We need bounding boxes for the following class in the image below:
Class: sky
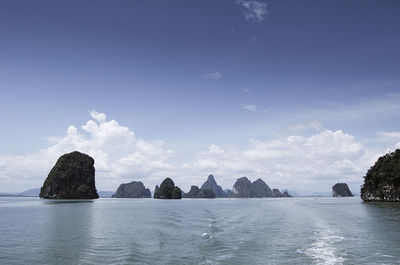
[0,0,399,195]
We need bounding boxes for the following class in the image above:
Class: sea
[0,197,399,265]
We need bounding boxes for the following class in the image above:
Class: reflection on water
[42,200,94,264]
[42,199,95,205]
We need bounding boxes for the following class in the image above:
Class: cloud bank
[0,111,397,195]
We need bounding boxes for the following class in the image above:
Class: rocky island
[361,149,400,202]
[200,175,227,197]
[112,181,151,198]
[183,186,215,198]
[154,178,182,199]
[332,183,353,197]
[39,151,99,199]
[231,177,290,198]
[232,177,273,198]
[272,188,281,198]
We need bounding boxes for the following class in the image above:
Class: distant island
[154,178,182,199]
[19,149,398,201]
[112,181,151,198]
[231,177,290,198]
[332,183,353,197]
[200,175,227,197]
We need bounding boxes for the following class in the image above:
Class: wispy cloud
[205,71,222,80]
[243,88,251,93]
[241,104,257,112]
[377,131,400,142]
[290,121,324,132]
[237,0,268,23]
[241,104,267,112]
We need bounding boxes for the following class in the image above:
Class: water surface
[1,197,399,264]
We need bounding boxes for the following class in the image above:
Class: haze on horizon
[0,0,399,195]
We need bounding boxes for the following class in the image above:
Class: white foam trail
[299,228,345,265]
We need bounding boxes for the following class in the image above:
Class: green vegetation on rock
[361,149,400,202]
[153,177,182,199]
[39,151,99,199]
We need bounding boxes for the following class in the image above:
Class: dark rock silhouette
[112,181,151,198]
[272,189,282,197]
[232,177,287,198]
[201,175,227,197]
[232,177,252,197]
[39,151,99,199]
[153,178,182,199]
[183,186,216,198]
[361,149,400,202]
[250,178,273,197]
[281,191,292,197]
[332,183,353,197]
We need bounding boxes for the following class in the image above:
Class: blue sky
[0,0,399,194]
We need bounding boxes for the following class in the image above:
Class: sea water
[0,197,399,265]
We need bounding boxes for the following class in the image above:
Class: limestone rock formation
[361,149,400,202]
[39,151,99,199]
[183,186,216,198]
[281,191,292,197]
[232,177,252,197]
[153,178,182,199]
[200,175,227,197]
[272,189,282,197]
[232,177,283,198]
[250,178,273,197]
[332,183,353,197]
[112,181,151,198]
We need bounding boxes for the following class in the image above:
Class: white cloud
[241,104,268,112]
[205,71,222,80]
[243,88,251,93]
[0,110,396,196]
[89,109,106,123]
[241,104,257,112]
[208,144,224,154]
[184,130,379,195]
[237,0,268,23]
[0,111,176,192]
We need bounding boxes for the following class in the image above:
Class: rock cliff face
[183,186,216,198]
[272,189,282,197]
[251,178,273,197]
[281,191,292,197]
[332,183,353,197]
[232,177,252,197]
[153,178,182,199]
[112,181,151,198]
[361,149,400,202]
[232,177,274,198]
[39,151,99,199]
[200,175,227,197]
